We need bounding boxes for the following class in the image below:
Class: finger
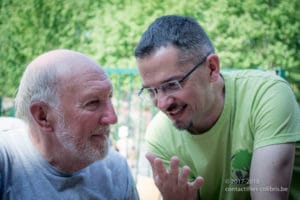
[179,165,191,185]
[169,156,180,180]
[189,176,205,190]
[153,157,168,186]
[145,152,158,177]
[154,157,168,178]
[145,152,156,164]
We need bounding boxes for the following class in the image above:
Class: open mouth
[167,104,187,119]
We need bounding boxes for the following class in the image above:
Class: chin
[174,123,185,130]
[82,141,109,164]
[94,142,109,160]
[173,120,192,131]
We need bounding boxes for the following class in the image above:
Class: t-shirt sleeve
[252,80,300,149]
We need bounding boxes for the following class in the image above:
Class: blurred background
[0,0,299,199]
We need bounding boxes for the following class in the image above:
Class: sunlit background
[0,0,299,199]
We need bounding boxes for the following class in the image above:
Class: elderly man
[0,49,139,199]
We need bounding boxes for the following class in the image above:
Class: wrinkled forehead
[27,49,108,82]
[58,66,111,90]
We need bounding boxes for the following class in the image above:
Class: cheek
[183,85,205,109]
[81,114,103,134]
[65,113,96,133]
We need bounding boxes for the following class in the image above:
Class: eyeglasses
[138,52,211,101]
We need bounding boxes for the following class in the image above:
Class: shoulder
[222,69,287,87]
[0,117,26,132]
[0,117,28,149]
[0,128,28,150]
[0,128,30,181]
[0,129,30,165]
[222,69,295,109]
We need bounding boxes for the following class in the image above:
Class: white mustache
[91,126,110,136]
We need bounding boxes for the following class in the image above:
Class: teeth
[168,105,184,115]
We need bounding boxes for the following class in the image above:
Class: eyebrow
[142,74,183,89]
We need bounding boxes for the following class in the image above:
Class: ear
[207,54,220,82]
[30,102,54,132]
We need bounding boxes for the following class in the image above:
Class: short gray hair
[15,63,59,124]
[135,15,215,64]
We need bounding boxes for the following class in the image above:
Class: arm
[145,152,204,200]
[250,143,295,200]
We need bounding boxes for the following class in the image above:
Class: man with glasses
[134,15,300,200]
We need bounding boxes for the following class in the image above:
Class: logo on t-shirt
[230,149,252,185]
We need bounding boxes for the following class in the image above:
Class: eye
[146,88,156,98]
[83,99,102,111]
[86,99,100,107]
[162,81,180,92]
[109,90,114,99]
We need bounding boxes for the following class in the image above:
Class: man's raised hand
[145,152,204,200]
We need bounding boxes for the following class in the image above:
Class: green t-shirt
[145,70,300,200]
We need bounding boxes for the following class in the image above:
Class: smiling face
[54,63,117,164]
[137,45,224,133]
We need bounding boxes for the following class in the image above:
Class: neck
[48,156,90,173]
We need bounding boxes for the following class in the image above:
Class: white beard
[56,117,109,164]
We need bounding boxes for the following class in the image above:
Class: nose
[100,100,118,125]
[154,92,173,111]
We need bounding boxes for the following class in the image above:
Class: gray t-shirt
[0,129,139,200]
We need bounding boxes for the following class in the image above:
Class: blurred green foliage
[0,0,299,102]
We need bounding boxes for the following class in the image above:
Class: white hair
[14,61,59,124]
[14,49,103,124]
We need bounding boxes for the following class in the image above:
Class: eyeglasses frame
[138,52,212,99]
